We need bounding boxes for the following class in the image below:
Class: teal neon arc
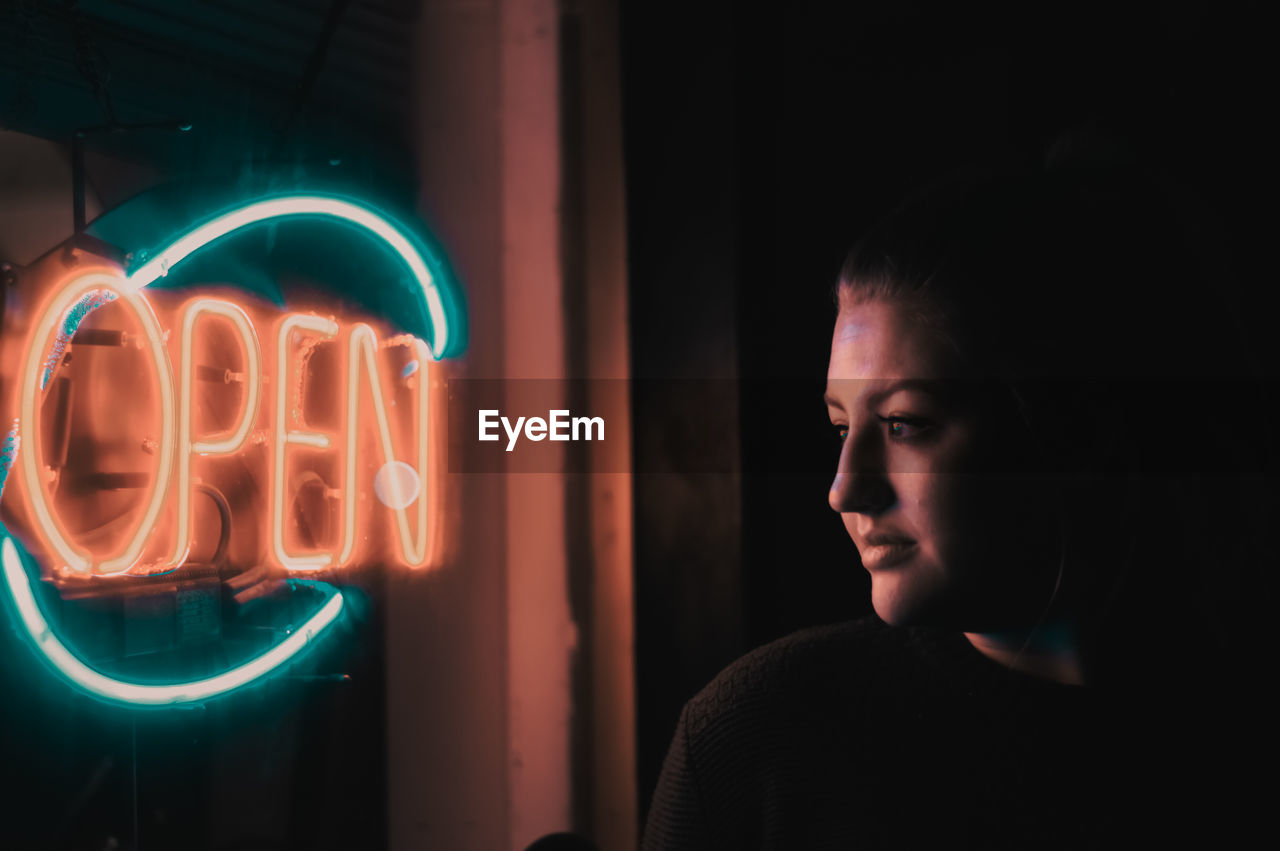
[126,194,456,359]
[2,537,344,707]
[2,193,457,706]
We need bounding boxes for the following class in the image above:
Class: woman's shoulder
[649,617,962,848]
[680,615,936,741]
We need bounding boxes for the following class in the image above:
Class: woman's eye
[879,416,931,442]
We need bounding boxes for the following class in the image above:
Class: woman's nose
[828,431,894,515]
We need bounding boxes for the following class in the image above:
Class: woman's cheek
[910,483,954,574]
[915,431,1001,574]
[916,470,996,581]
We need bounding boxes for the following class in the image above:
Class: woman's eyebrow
[825,379,944,411]
[864,379,942,406]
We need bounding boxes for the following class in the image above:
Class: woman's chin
[868,573,948,628]
[870,586,921,627]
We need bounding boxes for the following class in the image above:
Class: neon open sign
[1,195,458,706]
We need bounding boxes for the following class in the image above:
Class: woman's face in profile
[826,298,1060,632]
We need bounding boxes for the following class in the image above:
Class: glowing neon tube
[2,536,344,706]
[126,195,453,358]
[170,298,263,569]
[340,326,429,567]
[18,273,176,575]
[273,314,339,571]
[2,194,453,706]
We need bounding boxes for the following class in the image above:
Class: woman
[642,152,1269,848]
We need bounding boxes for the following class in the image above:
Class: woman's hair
[835,141,1270,689]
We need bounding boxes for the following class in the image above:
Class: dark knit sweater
[642,617,1242,850]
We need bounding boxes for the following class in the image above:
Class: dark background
[622,0,1275,825]
[0,577,387,849]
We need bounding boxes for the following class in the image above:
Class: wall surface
[397,1,633,849]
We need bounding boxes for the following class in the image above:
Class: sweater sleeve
[641,702,710,850]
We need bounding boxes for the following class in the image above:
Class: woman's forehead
[828,301,959,382]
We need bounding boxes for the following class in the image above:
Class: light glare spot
[374,461,420,510]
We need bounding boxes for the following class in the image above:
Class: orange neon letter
[339,326,430,567]
[18,273,175,574]
[272,313,339,570]
[168,298,262,568]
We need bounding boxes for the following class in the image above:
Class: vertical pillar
[500,0,573,847]
[392,2,510,849]
[396,2,632,848]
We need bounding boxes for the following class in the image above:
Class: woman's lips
[859,540,918,571]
